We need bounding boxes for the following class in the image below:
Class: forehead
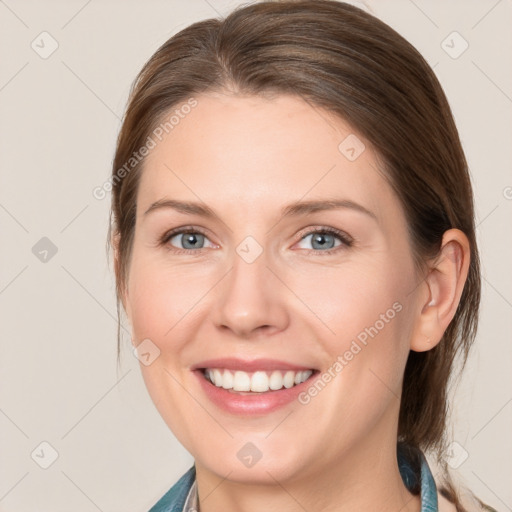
[137,92,401,224]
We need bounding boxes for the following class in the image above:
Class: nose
[212,247,290,339]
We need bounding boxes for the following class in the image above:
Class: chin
[192,435,313,485]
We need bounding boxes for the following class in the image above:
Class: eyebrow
[143,198,377,221]
[281,199,377,220]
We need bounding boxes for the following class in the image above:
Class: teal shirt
[149,444,438,511]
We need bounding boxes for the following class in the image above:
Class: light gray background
[0,1,510,511]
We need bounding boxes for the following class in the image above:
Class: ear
[410,229,470,352]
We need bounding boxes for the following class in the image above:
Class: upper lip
[191,358,316,372]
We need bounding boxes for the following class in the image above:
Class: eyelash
[159,225,353,256]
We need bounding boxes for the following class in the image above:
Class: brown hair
[108,1,483,509]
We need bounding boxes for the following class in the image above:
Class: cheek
[296,256,414,399]
[287,255,411,344]
[125,256,210,449]
[126,253,206,343]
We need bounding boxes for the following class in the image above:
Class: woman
[108,1,496,510]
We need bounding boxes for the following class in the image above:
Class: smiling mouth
[201,368,316,393]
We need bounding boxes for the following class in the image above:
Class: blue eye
[172,232,203,249]
[160,226,352,254]
[296,228,352,253]
[165,230,215,251]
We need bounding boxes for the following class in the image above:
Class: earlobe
[410,229,470,352]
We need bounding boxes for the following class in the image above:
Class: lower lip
[194,370,317,415]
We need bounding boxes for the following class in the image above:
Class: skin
[117,91,470,512]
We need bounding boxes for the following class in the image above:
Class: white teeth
[221,369,233,389]
[283,370,295,389]
[250,371,269,392]
[204,368,313,392]
[269,371,284,390]
[233,371,251,391]
[213,369,223,387]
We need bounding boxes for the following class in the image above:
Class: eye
[296,227,352,253]
[159,226,352,254]
[161,228,217,252]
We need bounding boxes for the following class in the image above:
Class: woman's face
[123,92,424,483]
